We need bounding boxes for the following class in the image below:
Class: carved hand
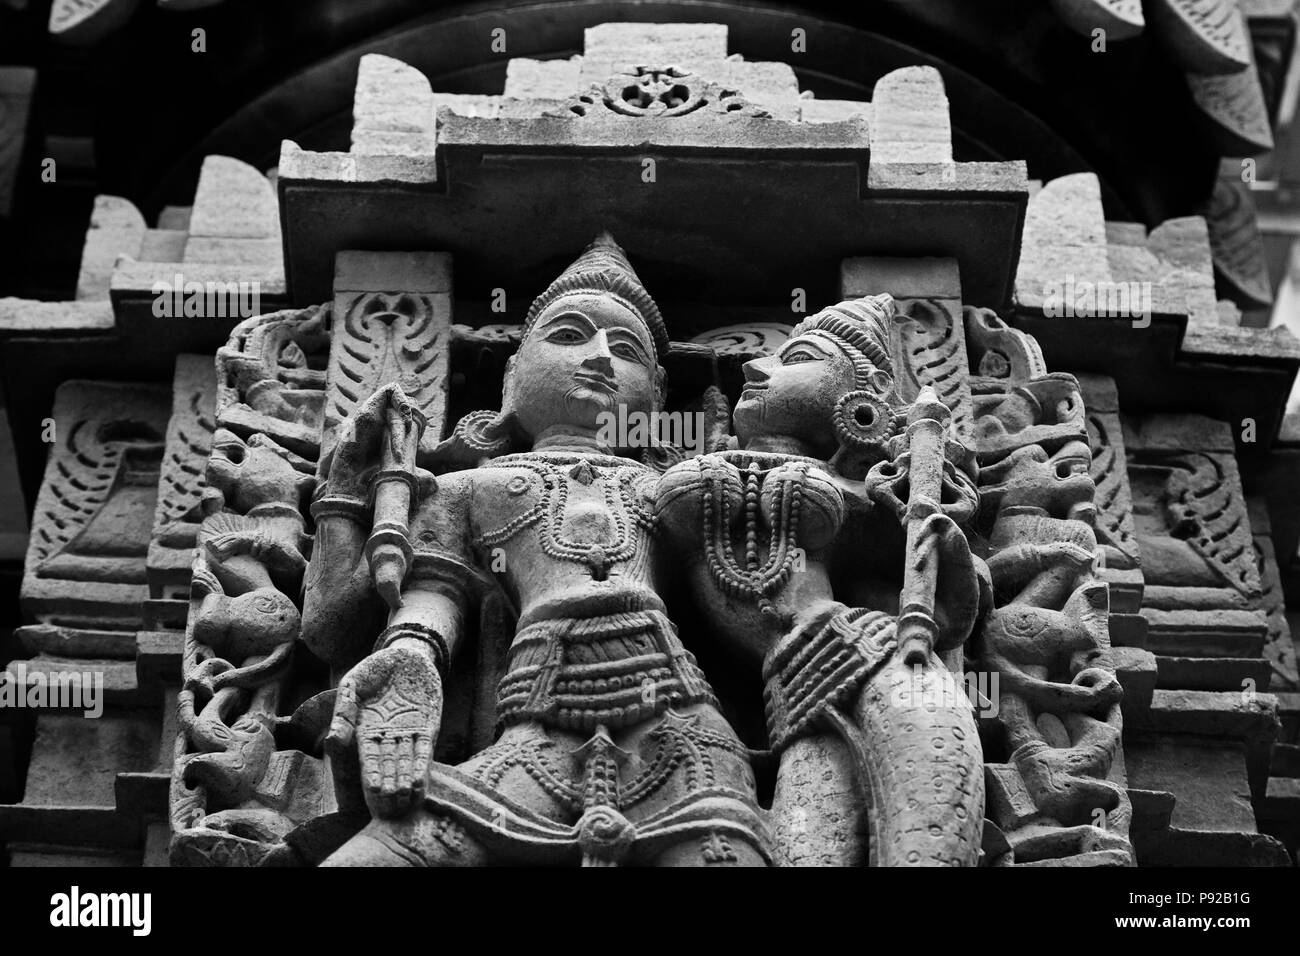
[327,643,442,820]
[920,511,989,651]
[325,382,415,501]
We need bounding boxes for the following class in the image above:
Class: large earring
[830,390,892,479]
[834,390,891,446]
[430,409,515,469]
[456,409,515,455]
[427,356,518,467]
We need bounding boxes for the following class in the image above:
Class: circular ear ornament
[833,390,892,449]
[454,409,514,456]
[430,409,515,467]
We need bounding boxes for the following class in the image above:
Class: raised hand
[324,382,416,502]
[326,643,442,819]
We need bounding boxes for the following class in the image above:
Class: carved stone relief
[1124,414,1267,674]
[966,306,1134,866]
[22,382,170,625]
[148,356,218,624]
[556,65,771,119]
[164,234,1125,867]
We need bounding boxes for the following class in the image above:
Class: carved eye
[547,327,587,344]
[1003,610,1044,637]
[611,341,643,362]
[781,349,819,365]
[216,442,246,464]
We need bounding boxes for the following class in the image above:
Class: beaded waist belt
[498,609,715,731]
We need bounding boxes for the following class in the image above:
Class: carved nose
[742,359,770,383]
[582,352,615,377]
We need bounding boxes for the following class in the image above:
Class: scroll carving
[23,382,170,622]
[149,356,218,609]
[688,322,792,357]
[1086,409,1141,572]
[323,292,450,460]
[1161,453,1260,599]
[891,299,974,441]
[1124,420,1268,673]
[1254,532,1298,689]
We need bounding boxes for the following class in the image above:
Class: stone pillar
[324,250,454,460]
[2,378,178,863]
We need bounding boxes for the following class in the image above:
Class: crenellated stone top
[284,21,975,183]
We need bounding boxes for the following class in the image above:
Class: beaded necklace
[474,454,656,578]
[699,455,811,608]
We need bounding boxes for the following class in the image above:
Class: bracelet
[311,494,369,523]
[373,622,451,674]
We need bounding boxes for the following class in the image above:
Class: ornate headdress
[523,231,670,360]
[786,294,902,464]
[789,294,896,390]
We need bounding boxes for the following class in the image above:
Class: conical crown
[790,294,896,386]
[523,232,669,359]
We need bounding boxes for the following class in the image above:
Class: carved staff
[366,388,427,610]
[895,385,953,667]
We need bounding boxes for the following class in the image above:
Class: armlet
[410,547,492,599]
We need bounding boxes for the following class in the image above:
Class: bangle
[373,622,450,674]
[311,494,369,523]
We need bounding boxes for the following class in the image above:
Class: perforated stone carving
[560,65,770,119]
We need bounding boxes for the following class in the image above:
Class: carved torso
[467,453,661,621]
[412,451,713,732]
[655,449,866,661]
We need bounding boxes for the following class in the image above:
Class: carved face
[734,332,892,452]
[208,431,308,511]
[507,291,660,440]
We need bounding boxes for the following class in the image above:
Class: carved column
[169,249,457,864]
[170,306,330,864]
[1119,411,1288,864]
[323,251,453,462]
[3,380,175,862]
[966,309,1134,866]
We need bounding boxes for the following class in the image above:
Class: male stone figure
[302,234,768,866]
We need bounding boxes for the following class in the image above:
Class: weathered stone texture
[6,13,1300,871]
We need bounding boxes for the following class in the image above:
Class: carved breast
[656,451,846,560]
[760,460,845,555]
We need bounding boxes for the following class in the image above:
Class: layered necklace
[700,455,811,607]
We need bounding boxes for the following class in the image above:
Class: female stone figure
[655,295,989,866]
[301,234,767,866]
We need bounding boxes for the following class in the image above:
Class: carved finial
[908,384,950,426]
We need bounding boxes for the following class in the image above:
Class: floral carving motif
[560,65,771,119]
